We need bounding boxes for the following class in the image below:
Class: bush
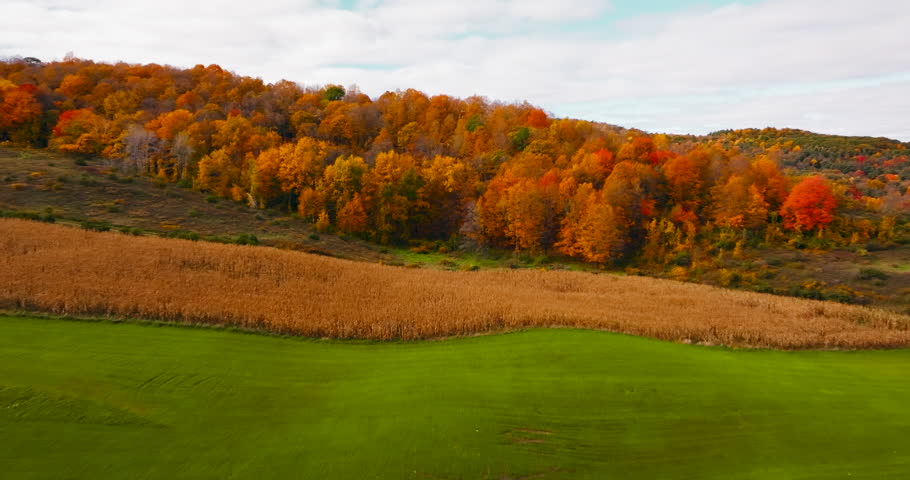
[165,230,200,241]
[205,195,219,203]
[233,233,259,245]
[409,243,433,254]
[308,233,320,241]
[787,238,808,249]
[80,219,112,232]
[713,238,736,250]
[857,268,889,281]
[78,175,99,187]
[865,241,888,252]
[117,226,143,236]
[672,251,691,267]
[717,269,741,287]
[788,284,825,301]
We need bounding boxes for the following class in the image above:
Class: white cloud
[1,0,908,140]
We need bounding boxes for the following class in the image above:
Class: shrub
[717,269,741,287]
[857,268,889,281]
[80,219,112,232]
[409,243,433,254]
[78,175,98,187]
[672,251,692,267]
[669,266,688,281]
[233,233,259,245]
[865,241,888,252]
[116,226,143,236]
[165,230,200,241]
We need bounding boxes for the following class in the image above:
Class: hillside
[2,57,908,267]
[4,146,910,313]
[0,147,389,262]
[2,315,909,479]
[703,128,910,180]
[3,218,909,349]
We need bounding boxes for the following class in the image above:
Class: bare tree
[123,124,158,173]
[170,132,194,178]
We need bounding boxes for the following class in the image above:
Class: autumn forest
[1,57,907,266]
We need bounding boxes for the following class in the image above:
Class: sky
[2,0,909,141]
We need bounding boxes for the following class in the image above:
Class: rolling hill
[1,315,908,479]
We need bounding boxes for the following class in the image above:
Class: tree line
[1,57,903,263]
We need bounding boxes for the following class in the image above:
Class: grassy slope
[1,315,908,479]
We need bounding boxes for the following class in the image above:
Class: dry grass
[2,218,909,349]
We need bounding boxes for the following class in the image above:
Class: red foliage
[52,109,87,136]
[524,108,550,129]
[648,150,677,166]
[780,176,837,231]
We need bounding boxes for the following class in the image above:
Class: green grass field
[1,315,909,479]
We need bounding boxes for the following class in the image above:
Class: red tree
[780,176,837,231]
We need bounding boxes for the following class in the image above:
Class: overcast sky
[2,0,909,140]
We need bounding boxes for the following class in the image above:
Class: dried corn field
[2,218,909,349]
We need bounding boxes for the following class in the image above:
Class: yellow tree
[712,175,770,230]
[573,192,630,264]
